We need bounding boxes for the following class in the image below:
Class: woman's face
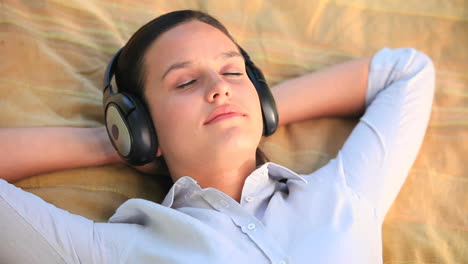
[143,20,263,177]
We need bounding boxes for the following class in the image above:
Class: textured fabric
[1,1,466,263]
[0,48,434,263]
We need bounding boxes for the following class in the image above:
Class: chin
[205,124,262,156]
[220,132,257,150]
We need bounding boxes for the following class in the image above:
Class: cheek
[151,96,200,144]
[244,82,263,124]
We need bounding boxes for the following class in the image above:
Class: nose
[205,74,232,103]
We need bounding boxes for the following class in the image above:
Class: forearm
[271,57,371,127]
[0,127,120,182]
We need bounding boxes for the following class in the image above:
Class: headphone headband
[103,48,123,101]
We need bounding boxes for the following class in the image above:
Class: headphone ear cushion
[104,93,158,165]
[245,61,279,136]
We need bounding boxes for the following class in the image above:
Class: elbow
[400,48,436,122]
[384,48,436,109]
[418,50,436,96]
[400,48,435,93]
[412,49,436,105]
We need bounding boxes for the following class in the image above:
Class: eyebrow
[161,50,243,81]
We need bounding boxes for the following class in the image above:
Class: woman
[0,10,434,264]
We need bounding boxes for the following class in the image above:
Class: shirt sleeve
[336,47,435,221]
[0,178,138,264]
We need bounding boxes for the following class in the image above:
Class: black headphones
[103,46,278,166]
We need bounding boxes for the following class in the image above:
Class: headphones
[103,46,278,166]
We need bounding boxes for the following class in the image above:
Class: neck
[170,157,257,202]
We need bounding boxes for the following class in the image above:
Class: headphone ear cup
[105,104,132,157]
[245,60,279,136]
[104,93,158,165]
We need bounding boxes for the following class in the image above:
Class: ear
[156,147,163,157]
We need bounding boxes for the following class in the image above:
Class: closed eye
[175,73,242,89]
[223,72,243,76]
[176,79,196,89]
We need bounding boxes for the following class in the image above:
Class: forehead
[144,20,239,75]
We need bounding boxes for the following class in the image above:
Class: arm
[293,48,435,221]
[0,128,136,263]
[0,177,137,263]
[0,126,120,182]
[271,57,371,126]
[339,48,435,220]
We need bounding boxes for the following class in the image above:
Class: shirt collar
[262,162,308,183]
[161,176,199,208]
[161,162,307,208]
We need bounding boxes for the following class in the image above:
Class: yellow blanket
[1,0,466,262]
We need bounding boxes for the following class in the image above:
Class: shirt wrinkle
[0,47,434,264]
[165,162,307,210]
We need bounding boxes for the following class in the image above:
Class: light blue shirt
[0,47,435,264]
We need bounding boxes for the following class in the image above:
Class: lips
[204,104,246,125]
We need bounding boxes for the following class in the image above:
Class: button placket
[200,177,290,264]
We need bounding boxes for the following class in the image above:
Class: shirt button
[245,196,255,202]
[247,223,256,230]
[278,261,287,264]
